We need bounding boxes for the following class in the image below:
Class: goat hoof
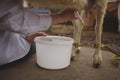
[75,47,81,54]
[71,56,75,61]
[112,59,119,67]
[93,63,101,68]
[75,49,80,54]
[71,55,77,61]
[112,60,119,67]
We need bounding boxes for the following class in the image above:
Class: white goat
[25,0,108,68]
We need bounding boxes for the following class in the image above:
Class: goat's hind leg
[93,0,107,68]
[112,55,120,67]
[71,11,84,60]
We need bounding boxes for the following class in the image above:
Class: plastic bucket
[34,36,74,70]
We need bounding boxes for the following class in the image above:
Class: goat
[24,0,108,68]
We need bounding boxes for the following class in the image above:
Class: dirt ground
[48,24,120,52]
[0,25,120,80]
[81,30,120,52]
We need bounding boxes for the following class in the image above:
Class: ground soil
[0,25,120,80]
[48,24,120,53]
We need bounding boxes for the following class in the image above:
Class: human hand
[25,32,47,43]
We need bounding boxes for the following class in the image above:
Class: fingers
[25,32,48,43]
[35,32,48,36]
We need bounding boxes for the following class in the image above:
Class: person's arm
[51,9,77,25]
[25,9,77,43]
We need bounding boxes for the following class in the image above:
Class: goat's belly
[26,0,88,10]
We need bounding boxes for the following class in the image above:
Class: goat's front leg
[93,0,107,68]
[71,11,84,60]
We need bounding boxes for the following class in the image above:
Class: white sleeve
[0,8,52,37]
[23,10,52,34]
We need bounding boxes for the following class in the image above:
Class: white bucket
[34,36,74,70]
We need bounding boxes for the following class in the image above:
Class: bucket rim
[34,35,74,45]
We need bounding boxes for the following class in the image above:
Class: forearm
[51,9,77,25]
[51,13,70,25]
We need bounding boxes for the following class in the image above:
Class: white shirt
[0,0,52,65]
